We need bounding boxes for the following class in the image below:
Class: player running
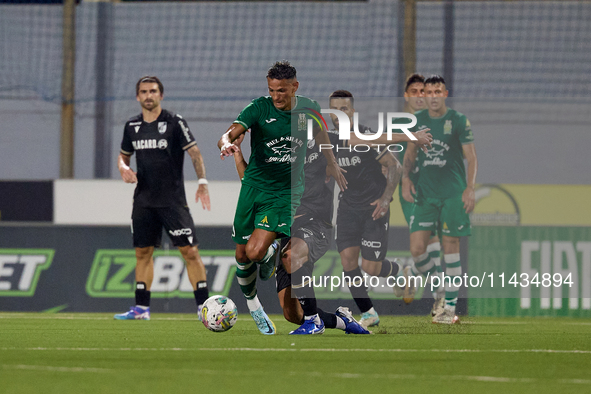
[402,75,477,324]
[115,76,211,320]
[330,90,404,329]
[232,132,369,335]
[217,61,346,335]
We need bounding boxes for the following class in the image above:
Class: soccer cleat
[335,307,371,334]
[432,307,460,325]
[392,259,405,297]
[289,316,325,335]
[402,265,417,304]
[359,309,380,329]
[250,306,276,335]
[114,306,150,320]
[431,286,446,317]
[258,241,279,281]
[197,304,204,322]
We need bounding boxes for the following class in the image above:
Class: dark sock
[194,281,209,306]
[135,282,150,307]
[344,267,373,313]
[317,308,337,329]
[291,263,318,317]
[378,259,400,278]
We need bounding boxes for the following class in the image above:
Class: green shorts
[409,195,471,237]
[232,184,299,244]
[399,188,438,238]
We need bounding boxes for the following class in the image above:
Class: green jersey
[394,116,419,185]
[412,108,474,199]
[233,95,320,197]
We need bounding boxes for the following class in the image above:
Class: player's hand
[412,129,433,153]
[326,162,347,191]
[401,177,415,203]
[462,186,475,214]
[196,184,211,210]
[120,167,137,184]
[233,132,246,148]
[370,197,390,221]
[220,142,239,159]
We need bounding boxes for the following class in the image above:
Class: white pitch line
[1,364,111,373]
[1,347,590,355]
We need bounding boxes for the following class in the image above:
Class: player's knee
[410,243,427,258]
[245,243,266,262]
[235,248,249,265]
[135,247,153,264]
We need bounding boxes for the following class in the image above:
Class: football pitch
[1,313,590,394]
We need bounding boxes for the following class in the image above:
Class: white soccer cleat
[402,265,417,304]
[431,286,446,317]
[359,308,380,329]
[432,307,460,325]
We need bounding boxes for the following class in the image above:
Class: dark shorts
[336,199,389,261]
[276,238,292,293]
[131,204,197,248]
[291,214,332,266]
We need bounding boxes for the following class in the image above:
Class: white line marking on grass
[1,364,111,373]
[2,347,590,355]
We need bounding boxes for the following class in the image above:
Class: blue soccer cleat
[289,316,325,335]
[114,306,150,320]
[336,307,371,334]
[250,306,276,335]
[258,241,279,281]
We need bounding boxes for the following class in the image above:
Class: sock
[343,267,373,313]
[412,251,438,278]
[317,308,338,329]
[193,281,209,307]
[427,242,443,297]
[377,259,401,278]
[236,259,257,299]
[291,263,317,317]
[246,295,262,312]
[444,253,461,309]
[135,282,150,307]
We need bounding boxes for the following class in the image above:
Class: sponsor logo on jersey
[129,121,142,126]
[168,228,192,237]
[158,122,167,134]
[338,156,361,167]
[361,240,382,248]
[265,118,277,124]
[86,250,236,298]
[0,249,54,296]
[265,136,304,164]
[178,120,192,143]
[158,139,168,149]
[305,152,319,164]
[423,141,450,168]
[444,120,452,134]
[132,139,160,150]
[271,144,297,156]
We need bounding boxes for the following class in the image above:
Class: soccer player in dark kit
[115,76,211,320]
[330,90,405,329]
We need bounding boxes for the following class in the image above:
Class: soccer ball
[200,295,238,332]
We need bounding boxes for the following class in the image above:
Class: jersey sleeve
[458,116,475,144]
[176,116,197,150]
[120,125,134,156]
[234,99,262,130]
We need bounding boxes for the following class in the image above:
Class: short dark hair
[424,74,446,86]
[405,73,425,92]
[136,76,164,96]
[267,60,297,80]
[329,89,354,106]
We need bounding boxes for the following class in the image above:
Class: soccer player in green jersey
[401,75,477,324]
[217,61,345,335]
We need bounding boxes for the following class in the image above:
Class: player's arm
[348,129,433,152]
[371,151,402,220]
[401,143,418,203]
[232,132,248,180]
[118,153,137,183]
[218,123,247,159]
[313,124,347,191]
[186,144,211,211]
[462,143,478,214]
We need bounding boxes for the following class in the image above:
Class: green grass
[1,313,590,394]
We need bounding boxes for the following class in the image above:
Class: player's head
[136,76,164,111]
[424,74,448,113]
[404,73,425,113]
[329,90,354,130]
[266,60,299,111]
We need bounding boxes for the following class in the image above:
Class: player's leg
[161,205,210,313]
[427,234,445,316]
[245,228,279,280]
[115,205,160,320]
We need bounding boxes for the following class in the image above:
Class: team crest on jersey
[307,139,315,149]
[298,113,307,131]
[158,122,167,134]
[444,120,452,135]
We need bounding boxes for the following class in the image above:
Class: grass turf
[1,313,590,394]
